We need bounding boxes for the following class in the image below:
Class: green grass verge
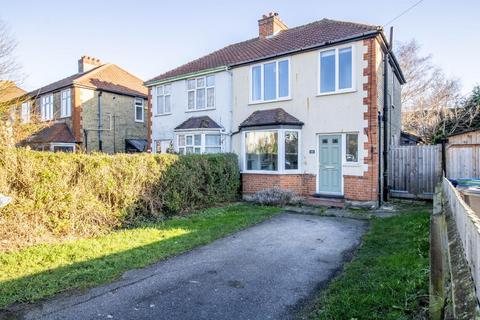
[0,204,281,309]
[306,204,430,320]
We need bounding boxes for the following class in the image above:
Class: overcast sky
[2,0,479,94]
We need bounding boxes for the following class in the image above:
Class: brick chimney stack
[258,12,288,38]
[78,56,102,73]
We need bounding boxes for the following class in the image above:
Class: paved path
[21,213,367,320]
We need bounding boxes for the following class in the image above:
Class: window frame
[155,84,172,116]
[318,45,356,95]
[241,128,301,174]
[50,143,76,152]
[176,131,222,155]
[40,94,54,121]
[134,97,144,122]
[60,88,72,118]
[186,75,215,112]
[249,57,291,104]
[20,101,30,123]
[345,133,359,164]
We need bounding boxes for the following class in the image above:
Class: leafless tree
[396,40,479,144]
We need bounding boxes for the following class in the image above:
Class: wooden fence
[442,177,480,303]
[446,131,480,179]
[389,145,443,199]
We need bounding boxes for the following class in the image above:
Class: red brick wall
[242,173,316,196]
[343,37,379,202]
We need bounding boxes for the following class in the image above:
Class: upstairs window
[251,59,290,102]
[134,98,144,122]
[60,89,71,117]
[319,46,353,94]
[20,102,30,123]
[41,94,53,121]
[156,84,171,115]
[187,75,215,111]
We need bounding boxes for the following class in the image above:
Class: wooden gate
[389,145,442,199]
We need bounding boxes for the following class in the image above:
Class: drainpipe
[382,27,393,203]
[378,112,383,206]
[98,91,103,152]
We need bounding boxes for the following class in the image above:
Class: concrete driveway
[21,213,367,320]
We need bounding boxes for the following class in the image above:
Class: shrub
[249,187,302,206]
[0,148,240,251]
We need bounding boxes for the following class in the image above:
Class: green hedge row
[0,148,240,251]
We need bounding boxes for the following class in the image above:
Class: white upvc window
[318,45,355,94]
[50,143,75,152]
[60,89,71,117]
[345,133,359,162]
[41,94,54,121]
[154,139,173,154]
[134,98,144,122]
[20,102,30,123]
[250,58,290,103]
[156,84,171,115]
[187,75,215,111]
[242,128,301,173]
[177,132,222,154]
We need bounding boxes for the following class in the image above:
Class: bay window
[251,58,290,103]
[244,129,300,172]
[41,94,53,121]
[60,89,71,117]
[319,46,354,94]
[156,84,171,115]
[187,75,215,111]
[177,132,222,155]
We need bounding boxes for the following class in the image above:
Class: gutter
[144,66,228,87]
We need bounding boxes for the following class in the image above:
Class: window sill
[343,162,361,167]
[154,113,172,117]
[58,115,71,119]
[185,108,216,113]
[316,89,356,97]
[135,120,145,123]
[248,97,292,105]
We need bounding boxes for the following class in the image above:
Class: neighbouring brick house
[145,13,405,206]
[18,56,148,153]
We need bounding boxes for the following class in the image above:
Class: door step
[304,196,345,208]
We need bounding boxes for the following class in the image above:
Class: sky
[1,0,479,94]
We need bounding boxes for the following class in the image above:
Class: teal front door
[318,135,342,194]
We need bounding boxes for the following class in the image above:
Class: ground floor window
[50,143,75,152]
[345,133,358,162]
[243,129,300,173]
[154,139,173,154]
[176,132,222,155]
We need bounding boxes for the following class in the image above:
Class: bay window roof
[239,108,303,129]
[175,116,222,130]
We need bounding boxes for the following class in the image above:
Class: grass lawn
[305,203,430,320]
[0,204,281,309]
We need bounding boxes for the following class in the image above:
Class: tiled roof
[0,81,26,103]
[147,18,379,83]
[29,64,147,98]
[239,108,304,128]
[24,123,77,144]
[175,116,222,130]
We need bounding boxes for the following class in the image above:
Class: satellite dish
[0,195,12,208]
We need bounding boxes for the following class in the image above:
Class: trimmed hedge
[0,148,240,251]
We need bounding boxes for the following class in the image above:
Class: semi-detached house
[145,13,405,206]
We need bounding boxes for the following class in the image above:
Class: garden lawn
[0,204,281,309]
[305,203,430,320]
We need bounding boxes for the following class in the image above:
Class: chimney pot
[78,55,102,73]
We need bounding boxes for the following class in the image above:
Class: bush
[249,187,302,206]
[0,148,240,251]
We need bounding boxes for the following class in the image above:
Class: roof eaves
[145,66,228,87]
[229,30,380,69]
[239,121,305,129]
